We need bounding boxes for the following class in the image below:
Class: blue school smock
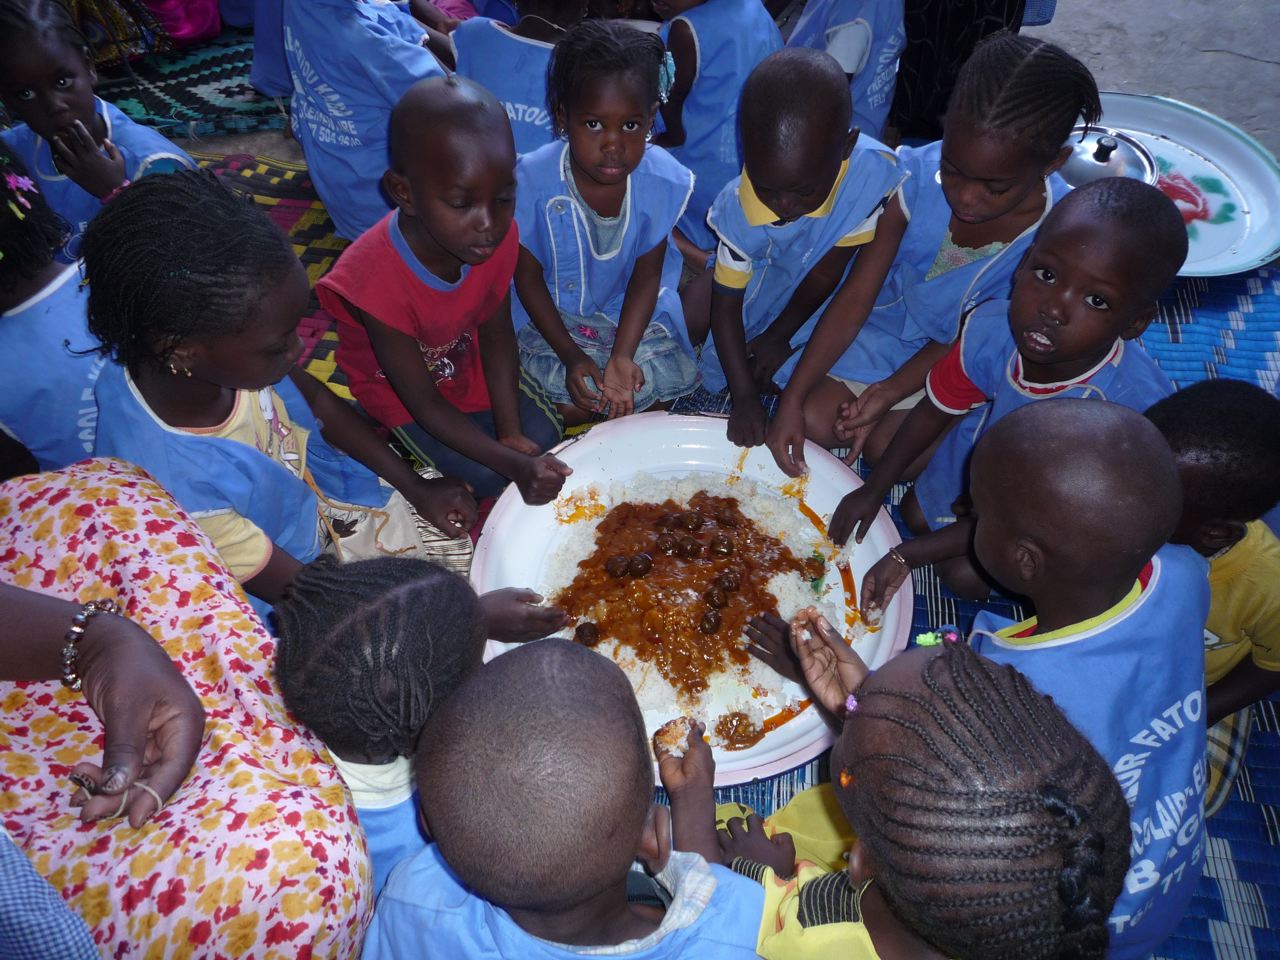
[250,0,291,97]
[699,137,903,392]
[512,140,696,354]
[913,299,1174,531]
[660,0,781,251]
[282,0,443,240]
[0,98,193,263]
[92,362,389,617]
[0,264,105,470]
[972,543,1210,960]
[786,0,905,139]
[453,18,554,156]
[780,139,1071,388]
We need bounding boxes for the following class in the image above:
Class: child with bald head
[318,75,571,508]
[363,638,765,958]
[965,398,1210,960]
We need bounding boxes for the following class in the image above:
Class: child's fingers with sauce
[655,718,713,796]
[790,606,869,715]
[859,550,910,622]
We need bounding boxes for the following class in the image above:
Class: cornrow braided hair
[546,18,664,137]
[0,143,67,294]
[947,31,1102,161]
[273,557,486,762]
[0,0,86,59]
[841,643,1130,960]
[80,169,298,371]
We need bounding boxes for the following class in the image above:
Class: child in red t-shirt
[319,76,570,503]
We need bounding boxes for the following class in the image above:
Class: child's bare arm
[710,287,767,447]
[243,544,305,605]
[1207,659,1280,726]
[859,519,973,616]
[603,240,666,417]
[289,368,478,534]
[477,292,536,454]
[766,196,907,477]
[652,20,695,148]
[514,245,604,414]
[828,398,959,545]
[655,719,721,863]
[751,244,860,391]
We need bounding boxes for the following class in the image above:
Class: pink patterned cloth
[141,0,220,46]
[0,459,372,958]
[431,0,478,20]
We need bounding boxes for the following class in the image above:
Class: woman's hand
[407,475,477,538]
[602,356,644,419]
[790,606,869,716]
[72,615,206,827]
[513,453,572,505]
[480,588,569,642]
[717,813,796,878]
[51,121,126,199]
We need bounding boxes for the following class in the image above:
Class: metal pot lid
[1061,125,1157,186]
[1074,92,1280,277]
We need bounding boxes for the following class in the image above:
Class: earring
[168,362,180,376]
[646,129,654,143]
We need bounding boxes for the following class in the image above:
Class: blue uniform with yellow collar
[971,543,1209,960]
[700,139,903,393]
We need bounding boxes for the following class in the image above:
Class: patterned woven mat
[96,30,286,140]
[195,151,1280,959]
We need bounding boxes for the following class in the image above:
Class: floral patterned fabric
[0,458,372,958]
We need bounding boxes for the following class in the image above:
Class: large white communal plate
[1097,92,1280,276]
[472,412,912,786]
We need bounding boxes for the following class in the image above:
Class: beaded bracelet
[61,599,119,691]
[100,178,130,205]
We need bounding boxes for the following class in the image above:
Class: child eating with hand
[841,176,1180,601]
[658,635,1133,960]
[319,76,570,504]
[701,48,903,446]
[365,638,765,958]
[1146,379,1280,817]
[965,399,1209,959]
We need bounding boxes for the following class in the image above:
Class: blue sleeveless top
[660,0,781,250]
[513,141,696,353]
[453,18,555,156]
[786,0,905,139]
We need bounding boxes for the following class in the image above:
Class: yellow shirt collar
[739,158,852,227]
[994,576,1146,647]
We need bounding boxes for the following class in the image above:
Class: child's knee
[901,486,929,536]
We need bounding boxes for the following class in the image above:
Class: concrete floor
[187,0,1280,161]
[1026,0,1280,158]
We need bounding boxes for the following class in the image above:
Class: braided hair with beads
[837,642,1130,960]
[0,144,67,295]
[546,18,666,138]
[947,30,1102,161]
[80,169,298,371]
[273,557,486,762]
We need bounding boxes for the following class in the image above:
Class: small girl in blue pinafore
[513,19,699,425]
[768,32,1102,476]
[0,0,194,263]
[452,0,586,156]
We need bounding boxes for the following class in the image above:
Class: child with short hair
[964,399,1209,960]
[365,638,766,958]
[650,0,782,257]
[281,0,445,240]
[784,0,905,140]
[85,171,478,617]
[0,0,194,261]
[273,556,486,895]
[318,76,570,503]
[513,21,700,424]
[1146,379,1280,817]
[0,145,104,473]
[660,639,1133,959]
[452,0,586,155]
[840,176,1181,600]
[768,33,1096,476]
[701,49,903,446]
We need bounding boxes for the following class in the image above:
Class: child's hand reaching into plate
[790,606,869,716]
[717,813,796,879]
[480,588,569,642]
[744,613,802,683]
[655,718,720,862]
